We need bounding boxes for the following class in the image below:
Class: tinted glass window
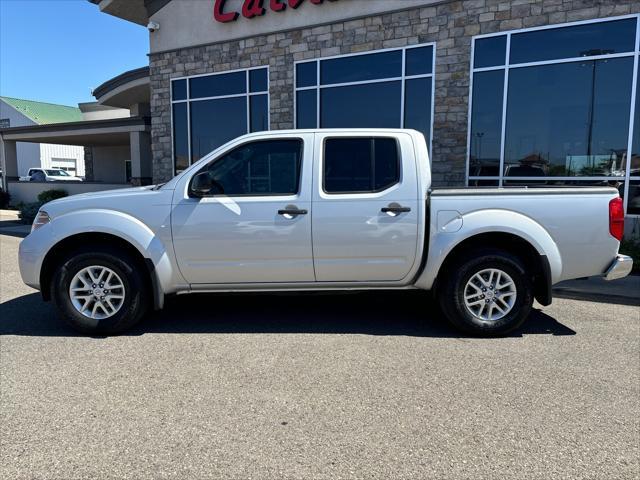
[296,62,317,88]
[199,140,302,196]
[172,79,187,101]
[404,77,432,150]
[250,94,268,133]
[628,181,640,215]
[474,36,507,68]
[502,178,625,187]
[249,68,268,93]
[469,70,504,176]
[321,81,402,128]
[296,90,317,129]
[469,179,500,187]
[173,103,189,172]
[190,97,247,162]
[504,58,633,177]
[631,63,640,178]
[405,46,433,76]
[321,51,402,85]
[510,19,637,65]
[189,71,246,99]
[324,138,400,193]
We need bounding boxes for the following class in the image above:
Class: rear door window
[323,137,400,194]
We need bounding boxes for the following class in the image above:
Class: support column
[0,137,18,192]
[83,147,95,181]
[129,131,152,186]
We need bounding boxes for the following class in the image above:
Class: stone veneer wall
[83,147,94,182]
[149,0,639,185]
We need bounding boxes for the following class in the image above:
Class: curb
[552,288,640,307]
[552,275,640,307]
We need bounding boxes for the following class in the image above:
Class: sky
[0,0,149,107]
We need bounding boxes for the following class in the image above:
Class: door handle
[381,205,411,214]
[278,207,308,216]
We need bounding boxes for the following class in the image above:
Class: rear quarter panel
[416,188,620,289]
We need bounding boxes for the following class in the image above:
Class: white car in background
[19,168,82,182]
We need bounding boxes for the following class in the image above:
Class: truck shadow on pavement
[0,291,576,338]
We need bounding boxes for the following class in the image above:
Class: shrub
[0,189,10,209]
[37,189,67,204]
[18,202,42,224]
[16,190,68,224]
[620,239,640,274]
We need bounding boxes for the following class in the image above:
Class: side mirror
[190,171,213,197]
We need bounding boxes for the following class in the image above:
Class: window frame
[466,14,640,217]
[170,66,270,176]
[321,136,402,195]
[294,43,436,156]
[188,137,304,198]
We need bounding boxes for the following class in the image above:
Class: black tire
[438,248,533,336]
[51,246,149,335]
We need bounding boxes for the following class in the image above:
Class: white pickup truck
[19,129,632,336]
[19,168,82,182]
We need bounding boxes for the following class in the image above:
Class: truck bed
[427,186,620,283]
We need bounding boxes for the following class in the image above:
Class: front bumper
[18,226,50,291]
[603,254,634,281]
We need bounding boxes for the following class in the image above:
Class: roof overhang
[0,116,150,146]
[89,0,171,25]
[93,67,150,109]
[78,102,128,115]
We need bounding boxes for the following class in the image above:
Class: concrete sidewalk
[0,209,19,221]
[554,275,639,306]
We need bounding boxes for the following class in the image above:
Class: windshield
[46,170,70,176]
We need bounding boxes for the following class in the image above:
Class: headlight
[31,210,51,232]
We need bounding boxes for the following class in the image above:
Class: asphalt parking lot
[1,232,639,479]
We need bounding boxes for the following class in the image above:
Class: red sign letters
[214,0,338,23]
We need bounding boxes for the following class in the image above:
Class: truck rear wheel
[50,247,149,335]
[438,248,533,336]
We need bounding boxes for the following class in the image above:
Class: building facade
[0,68,152,203]
[0,97,85,177]
[92,0,640,218]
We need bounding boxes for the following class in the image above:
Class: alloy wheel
[463,268,517,322]
[69,266,126,320]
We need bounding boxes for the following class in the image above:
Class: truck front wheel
[50,247,149,335]
[438,248,533,336]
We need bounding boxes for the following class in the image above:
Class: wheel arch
[435,232,553,305]
[39,232,166,310]
[35,209,181,309]
[415,210,562,306]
